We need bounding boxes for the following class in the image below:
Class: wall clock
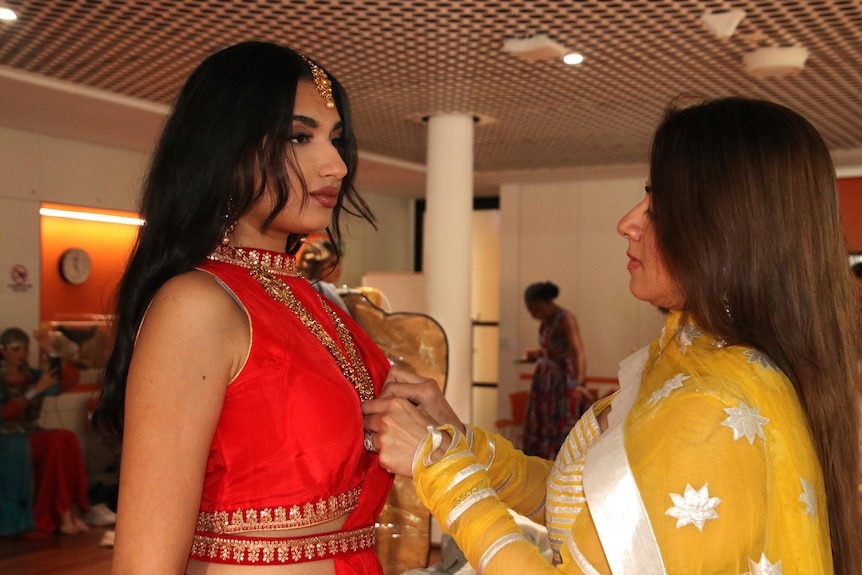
[59,248,92,285]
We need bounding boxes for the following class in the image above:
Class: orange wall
[40,203,139,324]
[839,177,862,252]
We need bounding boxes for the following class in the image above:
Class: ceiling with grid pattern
[0,0,860,191]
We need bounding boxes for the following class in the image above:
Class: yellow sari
[413,311,831,574]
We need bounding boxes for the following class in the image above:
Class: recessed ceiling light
[0,7,17,21]
[563,53,584,65]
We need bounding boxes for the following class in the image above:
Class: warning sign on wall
[3,262,33,293]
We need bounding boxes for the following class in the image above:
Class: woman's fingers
[367,366,466,475]
[384,364,435,385]
[363,396,438,477]
[379,367,465,432]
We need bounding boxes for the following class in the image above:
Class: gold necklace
[208,245,300,277]
[210,246,374,402]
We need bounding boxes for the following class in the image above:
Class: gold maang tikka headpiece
[298,53,335,109]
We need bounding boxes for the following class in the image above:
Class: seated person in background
[298,236,352,315]
[0,327,89,536]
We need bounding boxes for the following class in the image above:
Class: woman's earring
[221,219,237,246]
[720,266,732,320]
[221,197,237,246]
[722,296,732,320]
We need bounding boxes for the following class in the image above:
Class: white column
[424,113,474,422]
[497,183,523,419]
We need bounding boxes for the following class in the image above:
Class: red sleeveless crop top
[194,253,393,540]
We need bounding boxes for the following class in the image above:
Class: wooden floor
[0,527,113,575]
[0,529,440,574]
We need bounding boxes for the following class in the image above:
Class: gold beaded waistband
[190,525,376,565]
[197,486,362,534]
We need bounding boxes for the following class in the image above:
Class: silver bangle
[423,425,445,466]
[24,388,39,400]
[411,425,438,474]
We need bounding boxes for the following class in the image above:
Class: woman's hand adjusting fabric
[378,366,465,432]
[362,366,464,476]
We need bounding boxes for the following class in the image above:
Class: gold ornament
[298,53,335,109]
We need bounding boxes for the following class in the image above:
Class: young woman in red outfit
[97,42,395,574]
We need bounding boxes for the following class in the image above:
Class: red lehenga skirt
[29,428,89,533]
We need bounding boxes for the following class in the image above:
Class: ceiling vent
[743,46,809,78]
[503,34,569,61]
[700,10,746,38]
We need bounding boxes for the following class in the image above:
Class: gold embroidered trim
[249,266,374,402]
[197,486,362,535]
[207,245,374,403]
[190,525,375,564]
[208,245,300,277]
[451,482,491,511]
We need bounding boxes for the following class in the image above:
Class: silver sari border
[581,346,667,574]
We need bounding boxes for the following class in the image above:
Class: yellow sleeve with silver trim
[466,424,553,523]
[414,425,579,575]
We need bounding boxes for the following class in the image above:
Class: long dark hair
[97,41,374,441]
[650,97,861,574]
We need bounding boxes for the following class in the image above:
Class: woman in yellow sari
[363,97,862,574]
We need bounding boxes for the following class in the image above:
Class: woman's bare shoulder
[151,269,242,316]
[135,270,249,369]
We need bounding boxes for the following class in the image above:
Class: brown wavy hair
[650,97,862,574]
